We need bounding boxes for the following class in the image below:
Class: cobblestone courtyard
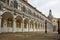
[0,32,60,40]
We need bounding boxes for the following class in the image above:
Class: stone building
[0,0,53,33]
[48,10,58,32]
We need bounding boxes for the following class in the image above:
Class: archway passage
[16,16,23,28]
[24,18,29,28]
[1,12,13,32]
[30,20,34,29]
[35,22,37,29]
[1,12,13,27]
[38,23,40,31]
[38,23,40,29]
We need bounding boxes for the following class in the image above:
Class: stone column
[34,22,35,32]
[21,21,24,32]
[21,23,22,32]
[13,18,16,33]
[27,24,29,32]
[0,16,2,33]
[33,23,34,32]
[3,20,7,32]
[36,23,38,32]
[28,22,30,32]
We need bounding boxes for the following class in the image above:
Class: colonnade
[0,11,45,33]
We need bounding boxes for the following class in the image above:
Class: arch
[16,16,23,28]
[1,12,14,32]
[2,10,14,16]
[35,22,37,29]
[24,18,29,28]
[30,20,34,28]
[38,23,40,29]
[1,12,13,27]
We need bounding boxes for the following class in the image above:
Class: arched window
[22,6,26,12]
[10,1,14,7]
[28,9,32,15]
[14,0,18,9]
[7,0,9,5]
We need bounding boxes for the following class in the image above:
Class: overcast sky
[28,0,60,18]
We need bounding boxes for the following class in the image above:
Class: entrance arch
[30,20,34,31]
[24,18,29,32]
[1,12,13,32]
[38,23,40,31]
[30,20,34,28]
[35,22,37,29]
[38,23,40,29]
[34,22,37,31]
[16,16,23,32]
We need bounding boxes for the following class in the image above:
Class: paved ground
[0,32,60,40]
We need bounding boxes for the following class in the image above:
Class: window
[28,9,32,15]
[16,21,21,28]
[22,6,26,12]
[14,0,18,9]
[7,18,13,27]
[7,0,9,5]
[10,1,14,7]
[33,12,36,17]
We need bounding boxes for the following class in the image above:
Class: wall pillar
[21,21,24,32]
[13,18,16,32]
[3,20,7,32]
[28,22,30,32]
[34,22,35,32]
[37,23,38,31]
[33,23,35,32]
[27,24,29,32]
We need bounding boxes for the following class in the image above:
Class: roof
[23,1,51,21]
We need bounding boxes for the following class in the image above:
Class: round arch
[35,22,37,29]
[1,12,13,32]
[30,20,34,29]
[24,18,29,28]
[16,16,23,28]
[38,23,40,29]
[1,12,13,27]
